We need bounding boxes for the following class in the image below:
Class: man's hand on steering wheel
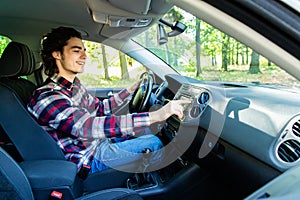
[127,79,142,94]
[129,72,154,113]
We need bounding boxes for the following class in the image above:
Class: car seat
[0,41,64,162]
[0,41,37,106]
[0,41,135,195]
[0,146,142,200]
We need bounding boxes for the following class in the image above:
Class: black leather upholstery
[19,160,78,189]
[0,147,34,200]
[0,41,37,105]
[0,85,66,161]
[0,41,61,162]
[0,41,35,77]
[0,147,143,200]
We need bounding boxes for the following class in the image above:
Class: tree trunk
[196,19,201,76]
[246,47,249,64]
[214,54,217,66]
[241,45,245,65]
[101,44,110,80]
[231,43,234,65]
[119,52,129,80]
[249,50,261,74]
[235,42,239,65]
[221,34,229,71]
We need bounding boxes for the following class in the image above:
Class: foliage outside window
[78,41,145,89]
[133,7,299,88]
[0,36,11,57]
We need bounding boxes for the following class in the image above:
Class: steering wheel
[129,72,154,113]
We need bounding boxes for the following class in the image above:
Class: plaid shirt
[27,75,150,170]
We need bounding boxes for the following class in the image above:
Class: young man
[27,26,189,174]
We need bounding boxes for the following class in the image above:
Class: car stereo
[173,84,210,121]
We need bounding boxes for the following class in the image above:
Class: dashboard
[159,74,300,173]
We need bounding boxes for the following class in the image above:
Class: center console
[129,159,207,200]
[164,84,211,141]
[126,84,212,199]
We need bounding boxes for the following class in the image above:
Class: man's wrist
[149,111,158,124]
[149,110,167,124]
[127,88,133,94]
[126,87,134,94]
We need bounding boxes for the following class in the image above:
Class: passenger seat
[0,41,38,161]
[0,41,37,106]
[0,146,143,200]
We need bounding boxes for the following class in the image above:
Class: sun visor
[100,24,148,40]
[108,0,151,15]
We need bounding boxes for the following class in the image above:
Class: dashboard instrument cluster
[173,84,211,122]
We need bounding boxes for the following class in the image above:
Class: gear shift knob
[126,148,156,189]
[142,148,152,172]
[142,148,152,155]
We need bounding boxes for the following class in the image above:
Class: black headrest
[0,41,36,77]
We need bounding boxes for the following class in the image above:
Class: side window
[133,7,299,88]
[78,41,146,89]
[0,35,11,57]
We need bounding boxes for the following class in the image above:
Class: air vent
[292,120,300,137]
[277,139,300,163]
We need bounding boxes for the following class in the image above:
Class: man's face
[54,37,87,79]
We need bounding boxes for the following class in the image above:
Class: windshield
[132,7,300,89]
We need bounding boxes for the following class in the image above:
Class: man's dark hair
[41,26,82,77]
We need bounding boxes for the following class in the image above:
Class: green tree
[235,42,240,65]
[221,33,230,71]
[163,7,184,67]
[195,18,201,76]
[249,51,261,74]
[246,46,249,64]
[101,44,110,80]
[85,41,101,63]
[119,51,129,80]
[201,22,221,67]
[0,36,11,56]
[241,44,246,65]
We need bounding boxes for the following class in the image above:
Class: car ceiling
[0,0,172,58]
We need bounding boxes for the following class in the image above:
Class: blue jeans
[90,133,164,174]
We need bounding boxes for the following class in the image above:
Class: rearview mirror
[157,19,186,45]
[157,24,168,45]
[166,21,187,37]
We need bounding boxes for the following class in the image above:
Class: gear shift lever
[126,148,156,189]
[141,148,152,183]
[142,148,151,171]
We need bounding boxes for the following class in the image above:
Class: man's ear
[52,51,61,60]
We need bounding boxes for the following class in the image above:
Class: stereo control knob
[190,105,201,118]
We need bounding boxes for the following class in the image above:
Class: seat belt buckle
[77,164,91,180]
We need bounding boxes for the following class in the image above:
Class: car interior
[0,0,299,200]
